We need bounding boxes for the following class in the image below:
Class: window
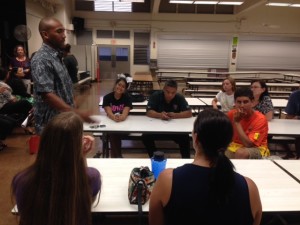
[97,30,113,39]
[99,47,112,61]
[94,0,132,12]
[116,47,129,61]
[114,31,130,39]
[134,32,150,65]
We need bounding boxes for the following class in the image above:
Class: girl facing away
[212,76,236,113]
[11,111,101,225]
[149,108,262,225]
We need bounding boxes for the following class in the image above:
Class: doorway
[98,45,130,80]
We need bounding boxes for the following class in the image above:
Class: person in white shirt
[212,76,236,113]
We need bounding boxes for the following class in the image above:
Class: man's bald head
[39,17,61,33]
[38,17,66,50]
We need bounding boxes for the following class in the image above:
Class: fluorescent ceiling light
[94,0,132,12]
[218,1,244,5]
[170,0,194,3]
[266,2,291,6]
[194,1,218,4]
[169,0,245,4]
[290,0,300,6]
[120,0,144,2]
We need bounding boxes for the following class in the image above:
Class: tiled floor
[0,80,299,225]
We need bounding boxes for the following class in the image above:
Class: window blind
[157,34,231,69]
[237,37,300,70]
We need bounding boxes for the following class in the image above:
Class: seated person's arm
[167,109,192,119]
[212,97,219,109]
[245,177,262,225]
[233,110,255,147]
[87,167,101,204]
[146,109,167,119]
[234,121,255,147]
[265,110,273,121]
[119,106,130,121]
[104,106,116,121]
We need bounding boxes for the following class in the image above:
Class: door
[98,45,130,80]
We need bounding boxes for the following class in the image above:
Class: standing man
[226,87,270,159]
[31,17,94,134]
[142,79,192,158]
[285,89,300,159]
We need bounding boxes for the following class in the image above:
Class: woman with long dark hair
[149,108,262,225]
[251,80,274,121]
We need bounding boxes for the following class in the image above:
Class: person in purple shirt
[11,111,101,225]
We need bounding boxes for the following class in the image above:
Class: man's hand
[234,108,247,123]
[166,112,176,119]
[76,110,96,123]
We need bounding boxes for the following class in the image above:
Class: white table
[273,160,300,182]
[268,119,300,137]
[200,97,288,117]
[99,97,205,114]
[198,97,287,112]
[85,115,194,134]
[199,97,218,106]
[85,116,300,157]
[99,98,204,108]
[86,116,300,138]
[99,98,148,107]
[85,115,195,157]
[188,81,299,89]
[87,158,300,213]
[187,81,250,89]
[283,73,300,82]
[199,97,287,107]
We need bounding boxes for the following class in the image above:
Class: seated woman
[250,80,273,121]
[0,115,17,151]
[9,45,31,94]
[0,67,34,134]
[6,68,32,99]
[212,76,236,113]
[149,108,262,225]
[11,111,101,225]
[102,76,132,158]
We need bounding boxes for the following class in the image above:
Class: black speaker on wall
[72,17,85,31]
[0,21,10,39]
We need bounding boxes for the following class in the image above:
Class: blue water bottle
[151,151,167,180]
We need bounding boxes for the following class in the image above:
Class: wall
[0,0,27,67]
[73,5,300,75]
[25,1,300,76]
[25,0,75,56]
